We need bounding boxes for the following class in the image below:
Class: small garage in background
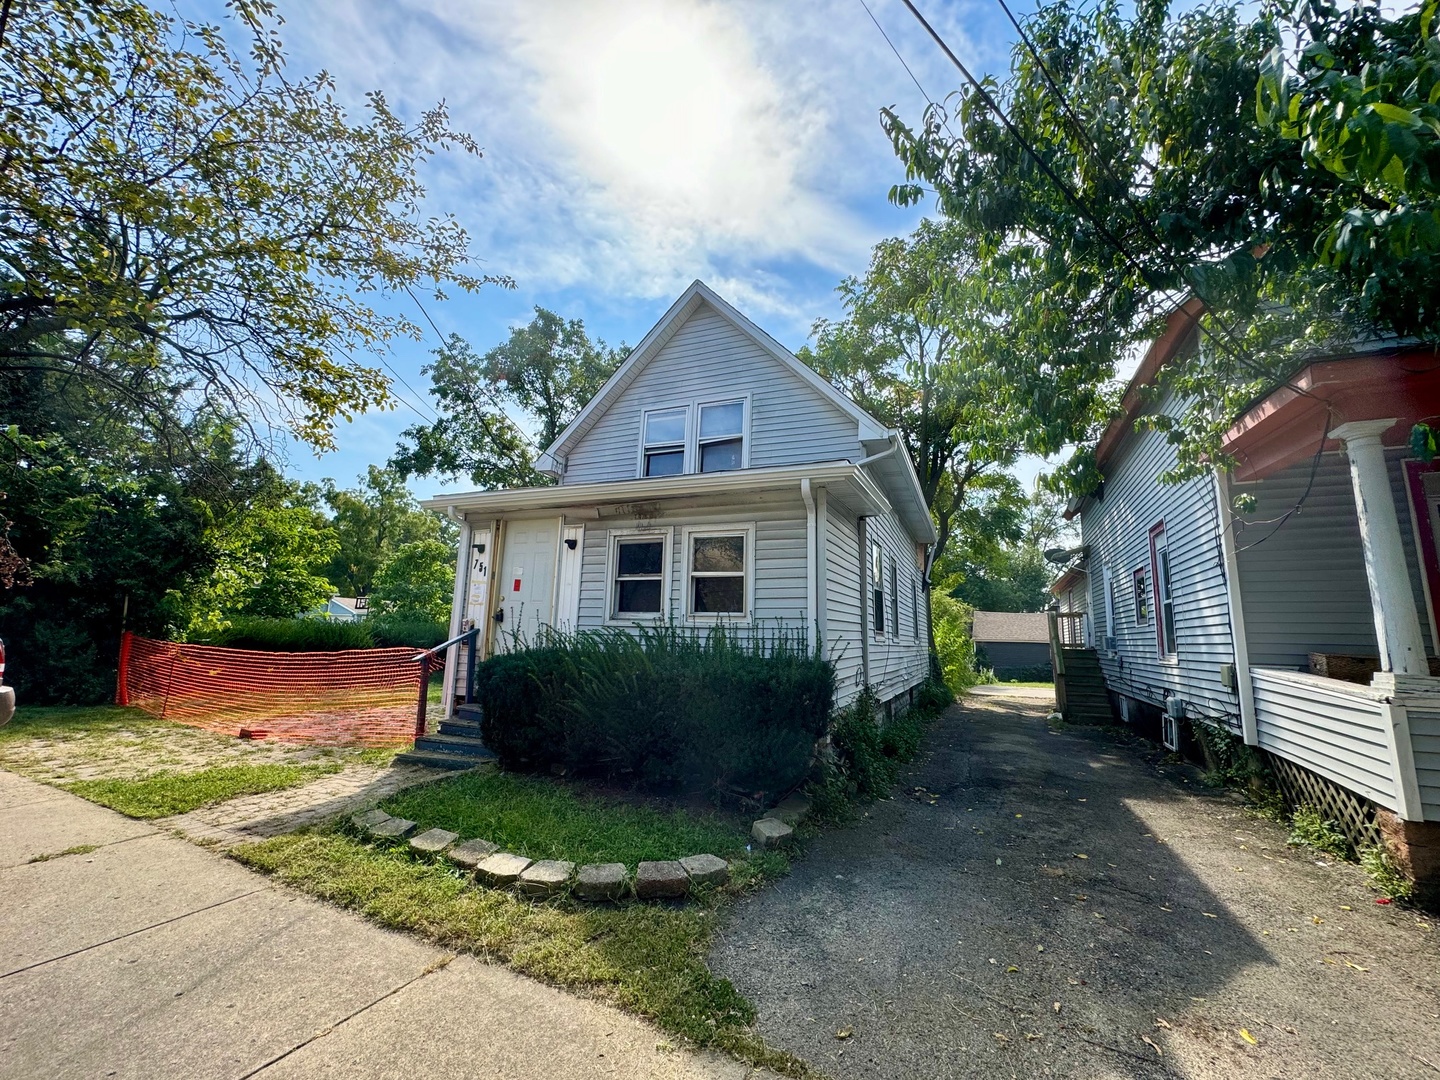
[972,611,1053,680]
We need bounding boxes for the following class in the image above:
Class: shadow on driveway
[711,694,1440,1079]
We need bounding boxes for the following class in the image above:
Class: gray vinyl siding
[573,500,810,634]
[1077,391,1243,731]
[862,504,930,706]
[1232,448,1434,669]
[823,505,866,707]
[1250,669,1399,810]
[561,304,861,484]
[1407,708,1440,820]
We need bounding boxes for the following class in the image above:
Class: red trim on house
[1406,460,1440,647]
[1148,521,1171,659]
[1221,349,1440,481]
[1092,298,1206,472]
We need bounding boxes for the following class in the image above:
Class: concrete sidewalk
[0,770,761,1080]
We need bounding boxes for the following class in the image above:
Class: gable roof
[535,280,890,476]
[971,610,1050,643]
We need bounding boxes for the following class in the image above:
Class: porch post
[1328,419,1428,677]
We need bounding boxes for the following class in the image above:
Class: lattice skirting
[1264,751,1383,852]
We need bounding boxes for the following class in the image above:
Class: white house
[422,280,936,714]
[1058,298,1440,890]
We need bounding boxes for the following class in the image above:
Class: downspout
[801,480,819,654]
[856,432,902,469]
[1214,473,1259,745]
[859,516,871,688]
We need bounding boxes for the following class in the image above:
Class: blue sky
[196,0,1038,496]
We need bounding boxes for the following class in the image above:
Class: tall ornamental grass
[475,625,834,800]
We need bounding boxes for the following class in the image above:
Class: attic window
[643,407,687,477]
[698,400,744,472]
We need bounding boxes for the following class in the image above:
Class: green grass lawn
[66,761,344,818]
[0,704,165,744]
[233,767,802,1075]
[379,770,752,865]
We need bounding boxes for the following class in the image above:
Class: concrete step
[393,750,485,770]
[437,719,484,739]
[414,733,494,759]
[454,703,484,722]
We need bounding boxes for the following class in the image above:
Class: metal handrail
[412,624,481,739]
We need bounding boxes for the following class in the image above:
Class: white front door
[496,518,561,650]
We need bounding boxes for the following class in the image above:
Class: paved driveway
[0,770,760,1080]
[711,693,1440,1079]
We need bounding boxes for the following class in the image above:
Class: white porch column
[1329,419,1428,676]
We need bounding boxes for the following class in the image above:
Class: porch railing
[1056,612,1086,647]
[411,624,481,738]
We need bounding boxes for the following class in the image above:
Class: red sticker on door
[513,579,521,592]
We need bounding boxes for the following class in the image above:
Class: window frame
[889,558,899,640]
[1132,565,1150,625]
[638,405,691,478]
[869,538,886,636]
[680,523,755,622]
[1149,522,1177,659]
[910,575,921,639]
[1101,565,1116,647]
[691,395,750,474]
[605,528,672,624]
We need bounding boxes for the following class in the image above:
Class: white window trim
[1101,565,1116,650]
[637,405,691,479]
[689,394,751,473]
[911,575,921,639]
[889,558,899,640]
[1151,523,1178,661]
[635,396,751,479]
[604,528,672,624]
[870,539,886,637]
[680,523,756,623]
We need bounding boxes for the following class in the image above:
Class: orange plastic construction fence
[117,631,437,745]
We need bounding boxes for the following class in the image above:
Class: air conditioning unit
[1161,696,1184,751]
[1103,635,1117,652]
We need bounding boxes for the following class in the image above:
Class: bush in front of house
[196,616,376,652]
[476,625,834,799]
[366,612,448,650]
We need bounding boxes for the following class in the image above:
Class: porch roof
[419,460,933,538]
[1221,348,1440,481]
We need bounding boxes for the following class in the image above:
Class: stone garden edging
[345,792,811,904]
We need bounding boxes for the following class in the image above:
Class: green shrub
[1360,845,1415,901]
[474,625,834,800]
[367,612,448,649]
[931,592,982,695]
[1288,805,1353,860]
[195,616,375,652]
[826,676,950,804]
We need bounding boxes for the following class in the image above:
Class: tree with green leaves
[0,0,506,449]
[801,219,1097,572]
[369,538,455,624]
[318,465,453,598]
[393,309,627,487]
[883,0,1439,484]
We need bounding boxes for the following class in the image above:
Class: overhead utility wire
[898,0,1326,409]
[857,0,956,139]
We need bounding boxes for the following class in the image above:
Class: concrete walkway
[0,770,762,1079]
[711,693,1440,1079]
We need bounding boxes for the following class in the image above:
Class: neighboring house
[422,280,936,713]
[312,596,367,622]
[1058,297,1440,888]
[971,611,1052,679]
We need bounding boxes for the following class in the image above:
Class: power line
[858,0,955,138]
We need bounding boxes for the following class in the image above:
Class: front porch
[1222,348,1440,849]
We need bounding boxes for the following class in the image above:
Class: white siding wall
[823,506,866,706]
[1078,392,1243,731]
[573,501,810,634]
[561,305,862,484]
[861,503,931,707]
[1250,668,1399,810]
[1407,708,1440,820]
[1233,448,1434,668]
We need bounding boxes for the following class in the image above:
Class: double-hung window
[1150,523,1176,657]
[697,400,745,472]
[642,408,687,477]
[870,540,885,634]
[685,527,750,617]
[911,577,920,638]
[889,560,899,639]
[1133,566,1150,625]
[613,535,665,616]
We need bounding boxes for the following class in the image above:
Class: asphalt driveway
[711,693,1440,1079]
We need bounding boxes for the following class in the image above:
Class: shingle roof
[971,610,1050,644]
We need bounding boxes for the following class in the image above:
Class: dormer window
[642,407,687,477]
[698,400,745,472]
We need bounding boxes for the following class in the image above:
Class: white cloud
[253,0,999,330]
